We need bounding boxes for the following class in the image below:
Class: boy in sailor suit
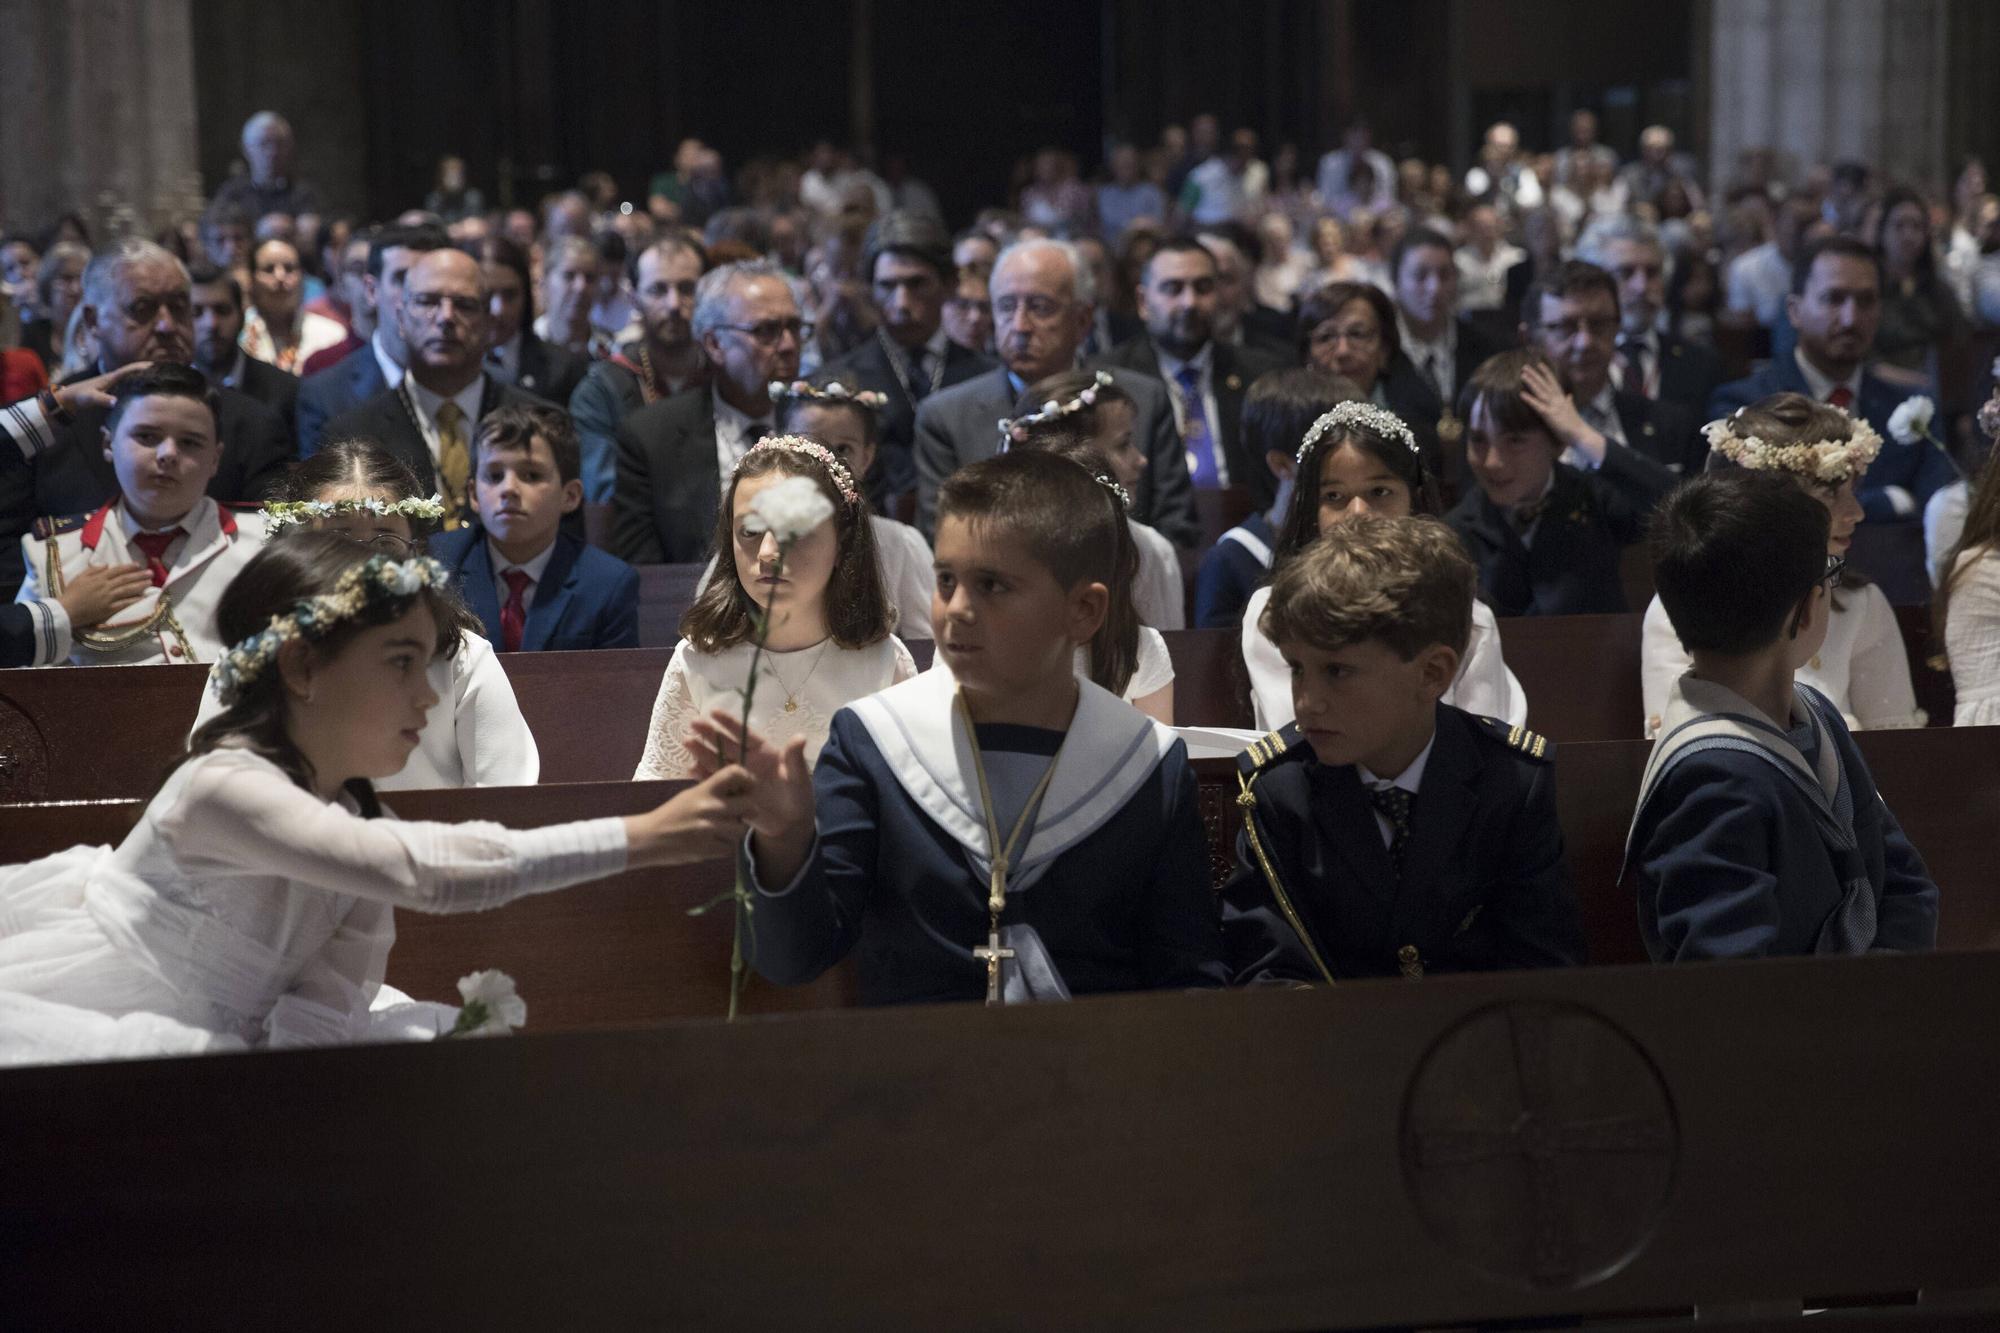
[686,451,1229,1005]
[1221,516,1584,983]
[15,366,266,667]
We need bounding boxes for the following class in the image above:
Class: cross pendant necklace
[956,689,1063,1006]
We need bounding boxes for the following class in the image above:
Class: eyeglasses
[1821,553,1847,588]
[716,318,811,346]
[331,531,414,555]
[1308,322,1380,349]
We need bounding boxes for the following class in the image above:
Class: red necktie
[130,529,182,588]
[499,569,532,653]
[1827,385,1855,411]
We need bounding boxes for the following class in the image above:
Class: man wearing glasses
[911,237,1197,545]
[612,259,804,563]
[321,248,547,528]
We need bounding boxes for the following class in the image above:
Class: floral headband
[768,379,888,412]
[997,370,1115,446]
[1091,472,1131,511]
[1296,401,1419,464]
[735,433,860,508]
[263,495,448,530]
[208,554,451,707]
[1703,408,1882,485]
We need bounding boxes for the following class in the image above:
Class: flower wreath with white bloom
[1702,407,1882,485]
[997,369,1115,446]
[1295,401,1419,464]
[734,433,857,514]
[207,553,452,706]
[262,495,448,530]
[768,379,889,412]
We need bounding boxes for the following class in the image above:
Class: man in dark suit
[1578,215,1722,418]
[320,249,545,521]
[1710,237,1956,523]
[823,211,996,512]
[1195,227,1296,365]
[189,265,297,433]
[914,238,1198,545]
[472,234,587,406]
[1392,226,1509,408]
[1525,261,1702,475]
[0,241,292,596]
[612,259,803,563]
[1099,235,1283,507]
[295,223,449,456]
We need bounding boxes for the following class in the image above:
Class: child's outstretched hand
[684,710,813,838]
[627,763,759,867]
[1520,360,1606,464]
[55,562,152,629]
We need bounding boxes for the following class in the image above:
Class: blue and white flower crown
[768,379,888,411]
[997,370,1115,446]
[262,495,448,530]
[1296,401,1419,463]
[207,553,451,706]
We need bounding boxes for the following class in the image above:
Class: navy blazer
[1096,333,1287,508]
[428,526,639,651]
[822,334,996,511]
[1707,354,1957,522]
[296,341,388,458]
[1221,710,1585,982]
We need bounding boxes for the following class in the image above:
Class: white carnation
[453,969,527,1036]
[1888,396,1934,446]
[742,474,835,541]
[384,563,423,596]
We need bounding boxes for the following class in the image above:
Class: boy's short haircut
[1260,514,1474,660]
[936,450,1118,594]
[1649,470,1831,655]
[104,363,222,437]
[1241,366,1361,461]
[1456,346,1569,439]
[186,263,242,309]
[472,403,580,484]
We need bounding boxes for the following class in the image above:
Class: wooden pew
[6,954,1997,1328]
[1492,612,1648,742]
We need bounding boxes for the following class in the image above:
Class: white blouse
[1242,585,1528,731]
[193,628,540,790]
[1943,548,2000,725]
[634,634,918,779]
[871,513,935,641]
[0,745,627,1060]
[1641,588,1925,737]
[1132,520,1187,631]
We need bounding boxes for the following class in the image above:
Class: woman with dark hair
[1296,280,1447,490]
[1873,185,1965,377]
[240,236,347,374]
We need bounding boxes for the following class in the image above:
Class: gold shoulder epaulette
[29,513,86,541]
[1478,716,1553,762]
[1237,727,1295,774]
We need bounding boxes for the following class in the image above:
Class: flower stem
[725,540,791,1021]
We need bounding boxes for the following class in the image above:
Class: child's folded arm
[1638,763,1786,961]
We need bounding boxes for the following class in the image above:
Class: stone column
[0,0,204,238]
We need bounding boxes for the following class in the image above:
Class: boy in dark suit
[1445,347,1675,615]
[429,404,638,652]
[1622,471,1936,961]
[1222,514,1584,982]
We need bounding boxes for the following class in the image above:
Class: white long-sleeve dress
[0,745,628,1065]
[1944,549,2000,726]
[1241,585,1528,731]
[1132,520,1187,631]
[1641,588,1925,737]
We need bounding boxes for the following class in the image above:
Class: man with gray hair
[913,236,1196,545]
[213,111,320,222]
[1576,215,1720,414]
[0,239,295,595]
[612,258,803,562]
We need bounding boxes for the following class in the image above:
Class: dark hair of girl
[1008,369,1135,450]
[1273,401,1442,570]
[164,533,461,813]
[1004,436,1142,694]
[1711,392,1870,605]
[679,445,893,652]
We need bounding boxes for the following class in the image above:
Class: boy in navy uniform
[688,450,1229,1005]
[1623,471,1937,960]
[1222,514,1584,982]
[429,404,639,652]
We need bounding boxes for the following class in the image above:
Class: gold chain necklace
[760,637,832,713]
[955,688,1066,1004]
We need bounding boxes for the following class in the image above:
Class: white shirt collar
[1357,725,1438,795]
[1793,349,1862,403]
[711,386,771,468]
[1397,314,1456,360]
[117,498,198,537]
[370,329,402,388]
[1154,339,1214,383]
[1585,381,1620,421]
[405,370,485,430]
[487,535,557,584]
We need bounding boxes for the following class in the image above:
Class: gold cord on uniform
[955,689,1064,1004]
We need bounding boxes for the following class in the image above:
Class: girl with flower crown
[1640,394,1924,736]
[0,533,758,1065]
[771,376,935,639]
[634,435,918,779]
[192,438,542,788]
[1240,399,1527,732]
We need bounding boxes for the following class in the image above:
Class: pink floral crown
[997,370,1115,446]
[737,433,861,508]
[768,379,888,411]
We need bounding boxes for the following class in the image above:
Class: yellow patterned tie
[435,400,471,530]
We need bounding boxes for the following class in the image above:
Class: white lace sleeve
[1640,595,1693,739]
[1846,585,1927,730]
[1445,598,1528,726]
[634,642,701,779]
[453,632,540,786]
[1128,626,1176,699]
[163,753,629,915]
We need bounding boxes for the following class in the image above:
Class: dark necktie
[1616,336,1650,399]
[130,529,183,588]
[1173,363,1220,487]
[1827,385,1855,411]
[1369,785,1413,882]
[500,569,532,653]
[906,347,932,401]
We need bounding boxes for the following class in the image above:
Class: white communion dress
[1943,549,2000,726]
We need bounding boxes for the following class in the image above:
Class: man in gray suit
[913,237,1198,546]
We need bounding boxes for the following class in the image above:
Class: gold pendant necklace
[763,637,831,713]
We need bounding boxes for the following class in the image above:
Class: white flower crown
[207,554,451,707]
[263,495,449,529]
[733,433,861,508]
[1296,401,1419,464]
[997,370,1115,446]
[1703,409,1882,485]
[768,379,888,411]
